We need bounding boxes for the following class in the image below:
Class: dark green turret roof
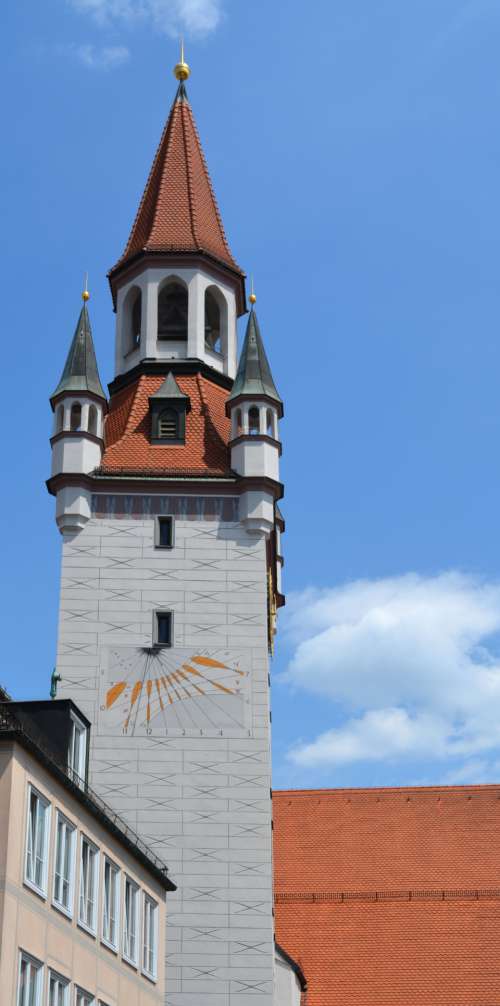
[51,303,105,402]
[150,371,189,400]
[227,308,282,414]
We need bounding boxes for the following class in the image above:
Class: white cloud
[68,0,222,36]
[282,573,500,776]
[75,43,130,68]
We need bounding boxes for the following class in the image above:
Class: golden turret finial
[174,37,190,81]
[249,275,256,305]
[82,272,90,302]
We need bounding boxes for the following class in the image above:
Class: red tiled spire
[113,83,242,277]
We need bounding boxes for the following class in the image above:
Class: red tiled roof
[100,373,232,475]
[114,84,241,276]
[273,786,500,1005]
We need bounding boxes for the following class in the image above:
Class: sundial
[99,647,251,737]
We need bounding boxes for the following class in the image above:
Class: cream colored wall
[0,740,166,1006]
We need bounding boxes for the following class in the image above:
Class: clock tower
[48,55,284,1006]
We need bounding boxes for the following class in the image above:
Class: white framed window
[142,894,158,980]
[49,970,69,1006]
[24,784,51,897]
[17,952,43,1006]
[153,609,173,648]
[53,812,76,917]
[123,876,139,965]
[69,712,87,786]
[154,514,174,548]
[102,857,120,950]
[78,835,99,934]
[75,989,95,1006]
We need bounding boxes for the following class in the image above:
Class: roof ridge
[273,784,500,795]
[181,100,201,251]
[186,95,235,263]
[147,96,181,254]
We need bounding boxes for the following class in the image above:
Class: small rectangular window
[24,785,51,896]
[123,876,139,965]
[78,836,99,934]
[102,857,120,950]
[49,970,69,1006]
[53,812,76,916]
[17,953,43,1006]
[154,610,173,648]
[155,515,174,549]
[75,989,95,1006]
[68,712,87,786]
[142,894,158,979]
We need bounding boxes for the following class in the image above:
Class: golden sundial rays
[104,651,248,735]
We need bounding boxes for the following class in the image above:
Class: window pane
[143,896,157,975]
[49,972,68,1006]
[54,816,74,911]
[156,612,172,647]
[79,838,97,930]
[124,879,138,962]
[69,718,87,785]
[18,955,41,1006]
[103,859,119,946]
[25,788,48,892]
[158,516,173,548]
[75,990,94,1006]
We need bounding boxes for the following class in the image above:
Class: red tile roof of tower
[100,373,232,475]
[110,82,243,280]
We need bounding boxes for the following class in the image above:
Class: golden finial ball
[249,293,257,305]
[174,60,190,81]
[82,290,90,302]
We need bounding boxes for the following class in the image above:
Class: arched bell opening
[88,404,98,436]
[70,402,82,432]
[158,278,188,341]
[123,285,142,354]
[248,406,260,435]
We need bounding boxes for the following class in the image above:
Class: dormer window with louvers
[158,408,179,439]
[149,372,190,445]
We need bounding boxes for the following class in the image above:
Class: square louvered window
[158,409,178,439]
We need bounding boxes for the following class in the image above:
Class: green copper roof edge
[51,303,106,402]
[150,371,189,400]
[228,308,282,406]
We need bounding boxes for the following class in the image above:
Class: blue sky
[2,0,500,789]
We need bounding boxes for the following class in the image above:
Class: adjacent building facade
[0,699,175,1006]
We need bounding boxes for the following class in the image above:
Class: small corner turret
[226,304,283,535]
[49,290,107,534]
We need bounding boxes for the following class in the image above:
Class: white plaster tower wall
[55,493,276,1006]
